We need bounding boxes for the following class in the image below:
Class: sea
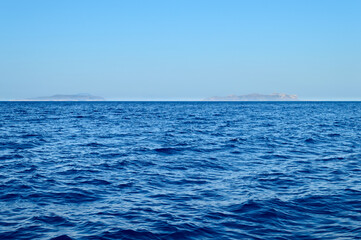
[0,101,360,240]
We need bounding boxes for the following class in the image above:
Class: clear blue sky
[0,0,360,100]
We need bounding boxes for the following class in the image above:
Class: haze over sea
[1,101,360,239]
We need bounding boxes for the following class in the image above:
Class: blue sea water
[0,101,361,240]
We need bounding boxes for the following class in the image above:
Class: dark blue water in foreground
[1,102,361,240]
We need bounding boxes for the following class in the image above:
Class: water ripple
[0,102,361,239]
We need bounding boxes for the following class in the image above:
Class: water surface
[0,102,360,239]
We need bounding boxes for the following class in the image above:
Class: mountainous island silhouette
[204,93,298,101]
[16,94,105,101]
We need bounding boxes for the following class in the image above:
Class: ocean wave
[1,102,361,239]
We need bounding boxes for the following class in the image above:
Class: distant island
[15,94,105,101]
[204,93,298,101]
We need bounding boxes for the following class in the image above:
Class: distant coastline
[13,94,105,101]
[203,93,298,101]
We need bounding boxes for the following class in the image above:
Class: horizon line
[2,99,361,102]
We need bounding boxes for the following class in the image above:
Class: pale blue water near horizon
[0,102,361,239]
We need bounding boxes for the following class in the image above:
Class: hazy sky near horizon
[1,0,360,100]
